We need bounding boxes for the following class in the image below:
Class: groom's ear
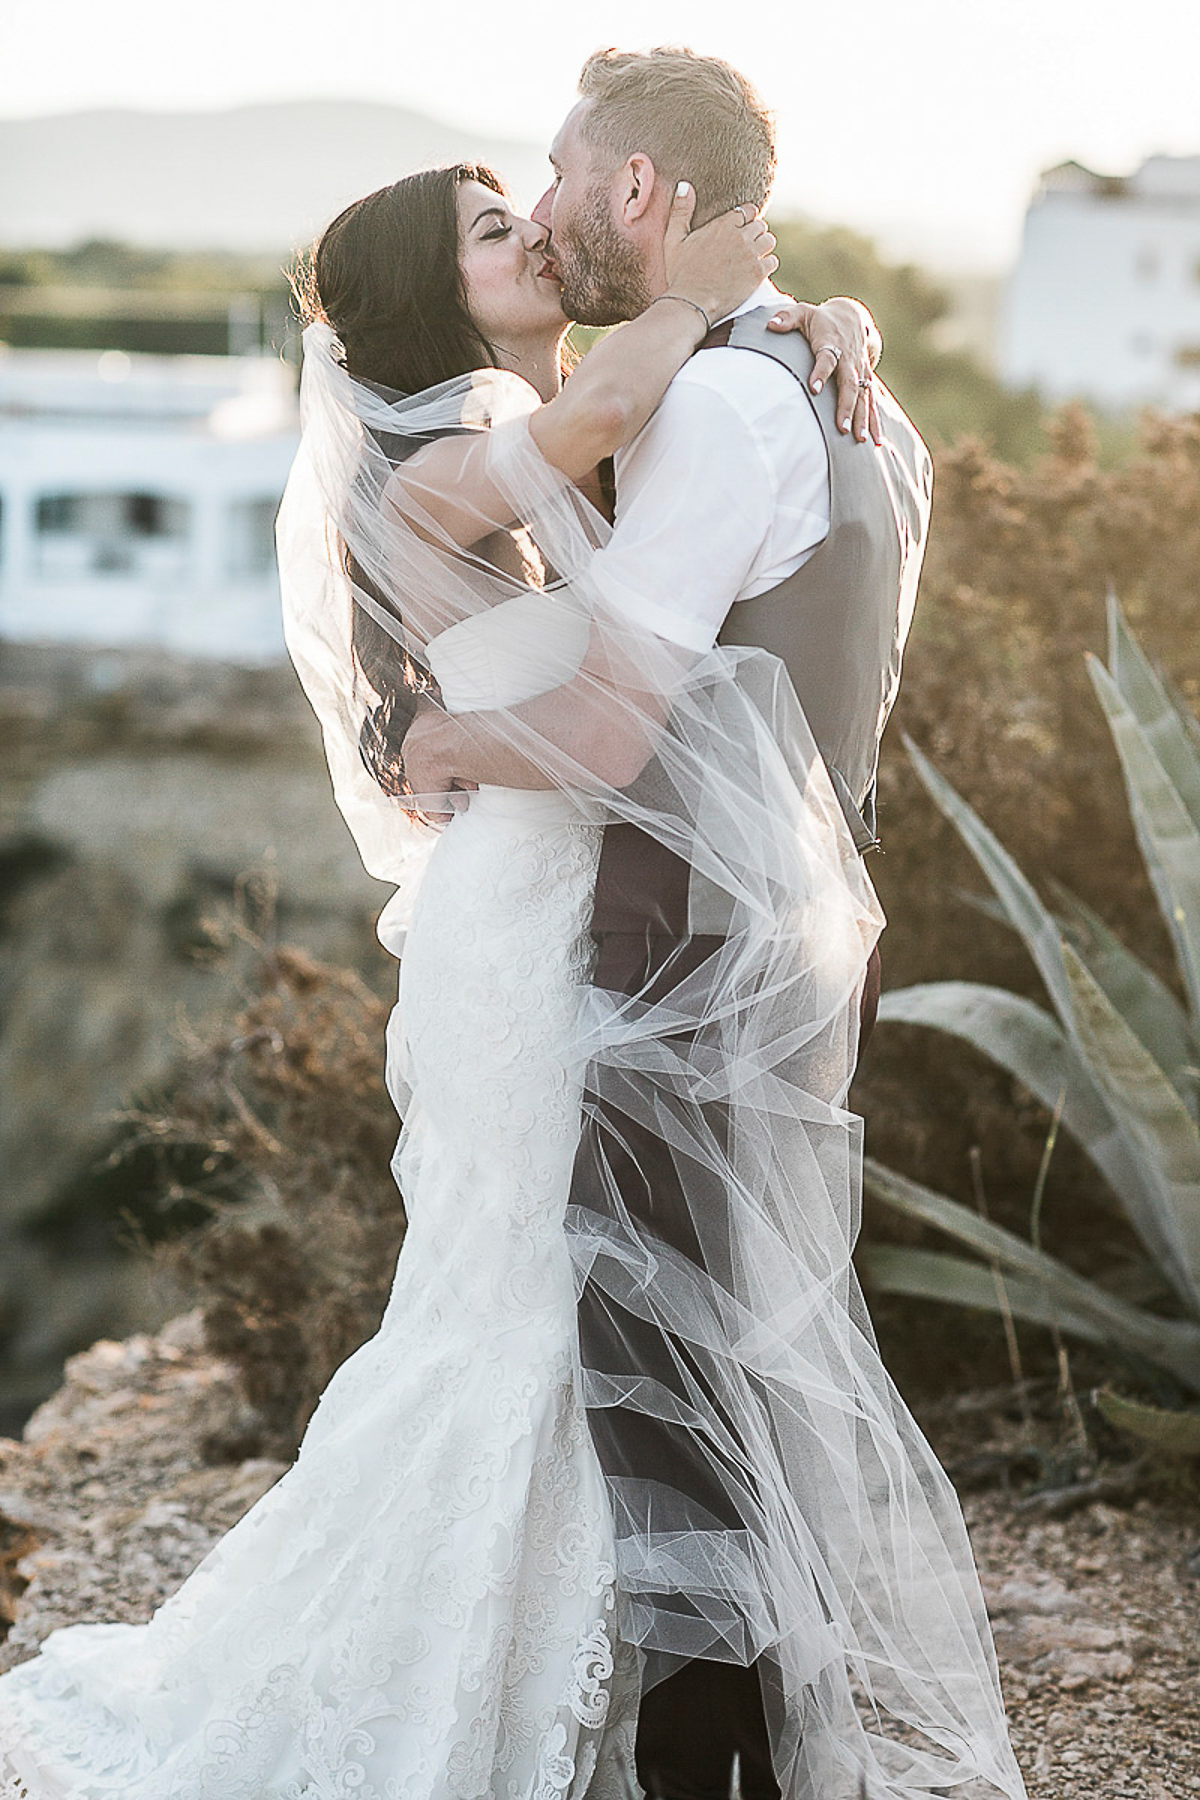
[619,153,659,227]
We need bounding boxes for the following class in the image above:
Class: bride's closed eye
[482,224,512,241]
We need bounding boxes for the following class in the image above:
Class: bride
[0,163,1025,1800]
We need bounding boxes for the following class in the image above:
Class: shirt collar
[716,279,791,329]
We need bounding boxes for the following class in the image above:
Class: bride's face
[457,181,567,352]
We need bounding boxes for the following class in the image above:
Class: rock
[1054,1649,1135,1691]
[0,1311,287,1672]
[985,1566,1137,1690]
[985,1573,1078,1617]
[0,1306,1197,1799]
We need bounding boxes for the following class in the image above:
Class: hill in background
[0,100,549,253]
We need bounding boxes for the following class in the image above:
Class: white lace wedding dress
[0,593,645,1799]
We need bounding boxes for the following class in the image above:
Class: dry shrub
[882,406,1200,981]
[857,407,1200,1395]
[155,944,402,1458]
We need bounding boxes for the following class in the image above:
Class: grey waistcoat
[714,308,933,851]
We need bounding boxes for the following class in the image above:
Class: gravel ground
[0,1318,1196,1794]
[967,1492,1200,1798]
[916,1387,1200,1800]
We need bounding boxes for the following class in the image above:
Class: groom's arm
[400,621,687,811]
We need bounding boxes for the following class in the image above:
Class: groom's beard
[554,187,653,327]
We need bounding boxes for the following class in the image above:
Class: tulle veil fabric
[277,321,1025,1800]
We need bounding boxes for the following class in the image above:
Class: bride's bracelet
[647,293,713,336]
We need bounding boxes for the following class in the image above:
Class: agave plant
[862,595,1200,1424]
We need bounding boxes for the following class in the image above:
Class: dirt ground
[965,1489,1199,1797]
[915,1386,1200,1800]
[0,1319,1196,1795]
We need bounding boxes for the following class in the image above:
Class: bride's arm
[384,189,776,547]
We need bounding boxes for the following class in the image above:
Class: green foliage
[1094,1389,1200,1454]
[0,240,284,293]
[0,241,292,357]
[771,217,1044,460]
[864,600,1200,1398]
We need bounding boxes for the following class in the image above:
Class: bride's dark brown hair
[294,163,509,802]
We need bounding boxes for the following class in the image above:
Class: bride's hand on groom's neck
[661,185,778,325]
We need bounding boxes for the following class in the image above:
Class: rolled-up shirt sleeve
[588,380,776,653]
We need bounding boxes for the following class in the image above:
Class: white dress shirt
[588,281,831,652]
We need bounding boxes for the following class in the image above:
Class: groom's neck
[637,243,669,310]
[614,260,668,325]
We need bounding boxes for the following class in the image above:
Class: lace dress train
[0,733,639,1796]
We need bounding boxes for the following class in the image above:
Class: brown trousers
[571,828,879,1800]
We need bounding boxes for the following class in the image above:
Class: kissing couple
[0,44,1026,1800]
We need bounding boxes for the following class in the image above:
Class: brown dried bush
[151,944,402,1458]
[879,406,1200,983]
[856,408,1200,1393]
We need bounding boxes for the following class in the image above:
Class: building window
[227,498,279,579]
[33,491,190,577]
[35,492,188,538]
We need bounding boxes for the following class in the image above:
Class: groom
[402,45,932,1800]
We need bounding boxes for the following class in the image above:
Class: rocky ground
[973,1495,1200,1798]
[0,1314,1195,1794]
[0,1314,287,1671]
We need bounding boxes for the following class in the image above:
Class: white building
[0,347,299,662]
[1000,155,1200,413]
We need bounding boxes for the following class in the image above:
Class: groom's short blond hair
[577,47,776,224]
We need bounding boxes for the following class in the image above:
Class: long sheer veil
[276,322,1025,1800]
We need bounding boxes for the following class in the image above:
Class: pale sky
[4,0,1199,268]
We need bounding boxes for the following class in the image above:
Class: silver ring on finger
[734,205,749,225]
[858,374,872,389]
[824,346,842,364]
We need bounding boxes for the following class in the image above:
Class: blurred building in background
[0,346,298,662]
[1001,154,1200,412]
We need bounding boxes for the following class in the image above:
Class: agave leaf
[1094,1388,1200,1455]
[903,737,1075,1027]
[1088,655,1200,1024]
[876,980,1170,1259]
[878,981,1107,1136]
[1165,668,1200,762]
[1107,593,1200,834]
[1049,878,1198,1099]
[954,888,1009,929]
[862,1156,1200,1392]
[1061,942,1200,1311]
[861,1244,1110,1344]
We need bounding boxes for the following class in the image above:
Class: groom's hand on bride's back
[400,707,474,826]
[768,297,884,445]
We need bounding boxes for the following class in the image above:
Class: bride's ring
[734,204,749,225]
[824,346,842,364]
[858,374,873,389]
